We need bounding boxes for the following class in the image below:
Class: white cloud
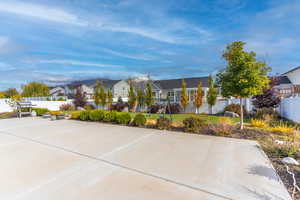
[99,48,155,61]
[40,59,122,68]
[0,1,86,26]
[0,1,212,44]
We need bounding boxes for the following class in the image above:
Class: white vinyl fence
[280,96,300,123]
[0,99,73,112]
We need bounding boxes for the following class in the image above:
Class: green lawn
[129,113,241,123]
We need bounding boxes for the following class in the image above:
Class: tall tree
[94,81,101,109]
[99,86,107,109]
[145,82,154,109]
[21,82,49,97]
[206,75,218,115]
[194,81,204,114]
[128,82,137,112]
[217,41,269,129]
[107,88,113,109]
[180,79,189,112]
[137,88,145,112]
[4,88,19,98]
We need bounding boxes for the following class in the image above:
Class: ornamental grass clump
[70,111,81,119]
[132,113,146,126]
[89,110,104,121]
[250,119,268,128]
[79,110,90,121]
[183,116,206,133]
[156,117,171,130]
[268,125,296,135]
[116,112,132,125]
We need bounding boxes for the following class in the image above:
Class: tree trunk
[240,98,244,130]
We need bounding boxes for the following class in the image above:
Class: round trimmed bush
[89,110,104,121]
[183,116,206,133]
[116,112,132,125]
[79,110,90,121]
[156,117,171,130]
[33,108,49,116]
[132,113,146,126]
[103,111,117,122]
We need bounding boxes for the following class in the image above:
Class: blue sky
[0,0,299,90]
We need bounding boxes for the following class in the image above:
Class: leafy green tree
[145,82,154,108]
[180,79,188,112]
[206,75,218,115]
[21,82,49,97]
[217,41,269,129]
[99,86,107,109]
[194,81,204,114]
[128,83,137,112]
[137,88,145,111]
[4,88,19,98]
[94,81,101,109]
[107,88,113,109]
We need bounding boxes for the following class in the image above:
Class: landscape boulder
[282,157,299,165]
[224,111,239,118]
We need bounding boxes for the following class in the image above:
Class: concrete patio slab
[0,118,291,200]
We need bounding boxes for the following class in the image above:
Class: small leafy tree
[252,77,280,109]
[73,87,87,108]
[99,86,107,109]
[22,82,49,97]
[94,81,101,109]
[180,79,189,112]
[0,91,5,98]
[217,41,269,129]
[4,88,18,98]
[145,82,154,109]
[137,88,145,112]
[107,88,113,109]
[194,81,204,114]
[128,83,137,112]
[206,75,218,115]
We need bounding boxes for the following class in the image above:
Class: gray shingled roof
[278,76,292,84]
[154,77,209,89]
[283,66,300,75]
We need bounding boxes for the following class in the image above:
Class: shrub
[110,103,128,112]
[132,114,146,126]
[253,108,279,121]
[146,119,156,127]
[148,104,163,113]
[59,104,75,111]
[116,112,132,125]
[183,116,206,133]
[268,125,296,135]
[250,119,268,128]
[70,111,81,119]
[57,97,65,101]
[156,117,171,130]
[89,110,104,121]
[224,104,247,116]
[50,111,63,116]
[84,104,95,110]
[103,111,117,122]
[264,141,299,158]
[206,121,235,137]
[165,103,181,114]
[79,110,90,121]
[33,108,49,116]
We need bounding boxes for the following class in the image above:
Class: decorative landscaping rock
[77,107,85,111]
[224,111,239,118]
[31,111,37,117]
[56,114,65,120]
[275,140,284,145]
[42,113,51,118]
[282,157,299,165]
[51,115,57,121]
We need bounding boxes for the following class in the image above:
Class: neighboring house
[275,66,300,97]
[49,86,66,97]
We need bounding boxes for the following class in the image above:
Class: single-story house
[274,66,300,97]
